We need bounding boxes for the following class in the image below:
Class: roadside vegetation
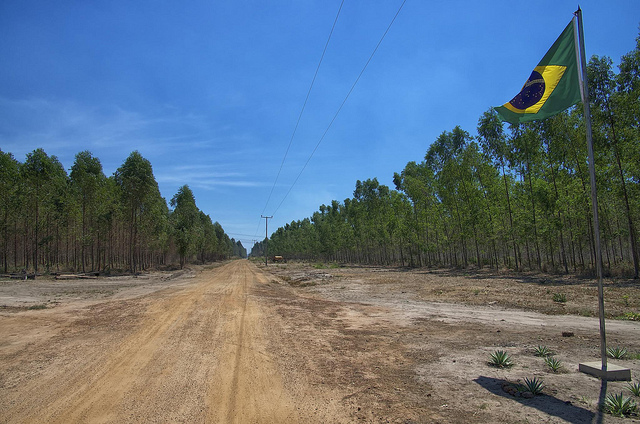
[252,35,640,280]
[0,150,245,275]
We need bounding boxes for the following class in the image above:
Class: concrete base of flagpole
[579,362,631,381]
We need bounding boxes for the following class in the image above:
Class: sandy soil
[1,260,639,423]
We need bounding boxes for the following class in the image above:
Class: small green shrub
[607,346,628,359]
[488,350,513,368]
[28,304,47,310]
[522,377,544,395]
[552,293,567,303]
[544,356,563,372]
[620,312,640,321]
[603,392,637,417]
[628,381,640,397]
[533,345,554,357]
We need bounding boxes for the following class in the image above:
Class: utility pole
[261,215,272,266]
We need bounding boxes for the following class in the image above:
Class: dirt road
[0,261,341,423]
[2,260,639,423]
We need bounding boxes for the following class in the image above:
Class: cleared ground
[1,260,639,423]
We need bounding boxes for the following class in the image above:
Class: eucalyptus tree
[144,192,170,268]
[588,55,639,278]
[311,206,332,259]
[352,178,395,264]
[20,149,68,274]
[195,211,215,263]
[0,150,20,272]
[536,115,579,272]
[388,190,414,266]
[507,123,545,270]
[478,109,520,270]
[70,151,106,272]
[425,127,480,267]
[343,197,364,262]
[617,31,640,165]
[296,217,320,259]
[170,185,199,268]
[97,176,122,270]
[333,200,356,262]
[114,151,163,272]
[310,200,352,261]
[394,160,445,266]
[232,239,246,258]
[616,32,640,275]
[212,221,232,260]
[463,140,503,268]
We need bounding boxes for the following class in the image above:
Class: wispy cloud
[0,95,270,194]
[0,97,232,156]
[168,164,243,174]
[191,180,266,189]
[156,166,266,191]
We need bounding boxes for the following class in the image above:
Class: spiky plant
[628,381,640,397]
[607,346,628,359]
[522,377,544,395]
[533,345,553,357]
[603,392,637,417]
[544,356,563,373]
[488,350,513,368]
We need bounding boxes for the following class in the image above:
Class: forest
[0,149,245,275]
[252,36,640,278]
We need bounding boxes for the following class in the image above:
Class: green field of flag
[496,21,582,124]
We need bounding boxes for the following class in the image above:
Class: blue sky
[1,1,638,248]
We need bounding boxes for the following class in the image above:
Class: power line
[253,0,345,241]
[227,232,265,238]
[271,0,408,217]
[260,0,345,217]
[253,218,263,241]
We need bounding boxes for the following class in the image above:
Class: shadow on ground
[474,375,597,424]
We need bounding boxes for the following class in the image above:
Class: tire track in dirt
[0,260,308,423]
[226,273,248,422]
[207,262,298,423]
[37,267,225,423]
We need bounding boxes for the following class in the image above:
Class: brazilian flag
[496,20,582,125]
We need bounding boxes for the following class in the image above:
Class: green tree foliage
[262,32,640,276]
[70,151,106,272]
[170,185,200,268]
[0,150,20,273]
[0,149,233,274]
[20,149,68,275]
[588,54,639,277]
[232,239,247,258]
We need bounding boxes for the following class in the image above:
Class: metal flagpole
[575,7,607,372]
